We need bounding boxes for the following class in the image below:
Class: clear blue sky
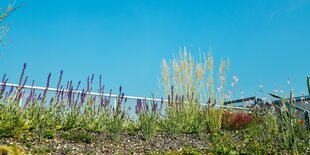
[1,0,310,99]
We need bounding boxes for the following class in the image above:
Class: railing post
[19,89,24,108]
[114,97,117,108]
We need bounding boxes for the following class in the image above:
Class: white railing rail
[0,82,251,110]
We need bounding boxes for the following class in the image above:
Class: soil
[0,131,211,154]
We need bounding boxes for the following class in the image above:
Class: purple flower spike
[60,88,65,103]
[93,96,97,103]
[119,86,122,96]
[108,89,112,103]
[145,103,149,112]
[135,99,142,114]
[41,73,51,103]
[75,92,80,109]
[23,80,35,110]
[69,81,72,90]
[37,93,41,101]
[91,73,94,84]
[49,97,54,104]
[152,102,158,112]
[6,86,14,99]
[160,97,164,111]
[168,95,171,108]
[1,74,7,83]
[121,92,125,102]
[18,63,27,87]
[75,81,81,91]
[66,81,70,91]
[171,85,174,100]
[22,76,28,88]
[80,89,85,104]
[87,76,90,92]
[175,94,179,111]
[56,70,63,95]
[0,79,8,96]
[17,89,24,103]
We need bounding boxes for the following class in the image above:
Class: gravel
[0,131,211,154]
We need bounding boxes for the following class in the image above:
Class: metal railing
[0,82,250,111]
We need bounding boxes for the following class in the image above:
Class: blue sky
[1,0,310,99]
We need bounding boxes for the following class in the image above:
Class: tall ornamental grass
[160,48,229,133]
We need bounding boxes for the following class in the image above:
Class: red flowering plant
[300,119,305,125]
[222,110,254,130]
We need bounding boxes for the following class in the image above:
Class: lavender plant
[136,97,162,140]
[105,86,128,142]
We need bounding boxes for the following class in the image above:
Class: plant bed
[0,131,212,154]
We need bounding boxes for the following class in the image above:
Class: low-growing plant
[43,130,55,139]
[269,90,300,154]
[222,111,254,130]
[240,111,280,154]
[0,101,25,138]
[105,87,128,142]
[31,146,51,154]
[0,145,25,155]
[61,130,94,144]
[136,97,161,140]
[205,107,223,133]
[207,130,239,155]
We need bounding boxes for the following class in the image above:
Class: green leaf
[268,93,283,100]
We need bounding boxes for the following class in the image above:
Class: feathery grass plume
[161,48,229,104]
[160,48,229,134]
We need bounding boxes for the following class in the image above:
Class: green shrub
[31,146,51,155]
[205,108,223,133]
[0,102,25,138]
[43,130,55,139]
[61,130,94,144]
[0,145,25,155]
[136,98,160,140]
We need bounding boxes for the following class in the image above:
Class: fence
[0,82,250,112]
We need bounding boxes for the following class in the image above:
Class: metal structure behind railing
[0,82,251,111]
